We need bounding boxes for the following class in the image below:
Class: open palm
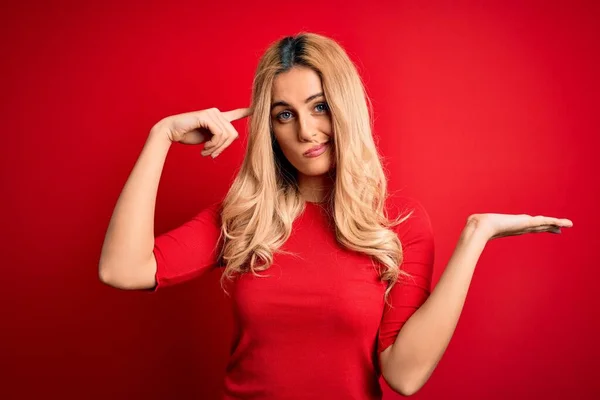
[469,213,574,241]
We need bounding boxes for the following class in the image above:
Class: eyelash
[276,102,329,122]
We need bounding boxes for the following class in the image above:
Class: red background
[2,0,598,399]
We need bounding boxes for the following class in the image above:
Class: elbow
[98,263,115,286]
[98,263,127,289]
[383,375,421,397]
[396,382,422,397]
[382,363,429,397]
[98,259,156,290]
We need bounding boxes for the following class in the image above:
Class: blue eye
[315,102,329,112]
[277,111,293,121]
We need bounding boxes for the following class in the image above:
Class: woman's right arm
[98,122,172,290]
[98,107,250,290]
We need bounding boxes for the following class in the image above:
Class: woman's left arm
[381,213,573,396]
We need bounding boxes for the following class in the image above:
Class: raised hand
[158,107,252,158]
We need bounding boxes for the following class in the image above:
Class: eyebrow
[270,92,325,111]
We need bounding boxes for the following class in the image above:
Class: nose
[297,113,317,142]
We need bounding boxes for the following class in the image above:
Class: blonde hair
[217,32,414,304]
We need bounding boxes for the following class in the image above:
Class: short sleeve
[152,202,223,291]
[378,196,435,356]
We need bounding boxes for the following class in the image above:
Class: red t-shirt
[152,196,435,399]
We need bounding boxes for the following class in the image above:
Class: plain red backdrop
[1,0,598,399]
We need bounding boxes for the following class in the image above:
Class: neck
[297,172,334,203]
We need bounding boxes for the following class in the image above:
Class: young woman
[98,33,573,399]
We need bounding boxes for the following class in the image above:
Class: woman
[98,33,573,398]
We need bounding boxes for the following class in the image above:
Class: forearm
[98,123,172,283]
[385,218,490,395]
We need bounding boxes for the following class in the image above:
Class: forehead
[271,66,323,102]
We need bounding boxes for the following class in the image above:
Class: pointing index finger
[222,107,252,122]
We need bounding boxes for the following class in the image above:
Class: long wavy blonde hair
[217,32,414,304]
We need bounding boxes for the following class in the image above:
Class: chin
[295,156,334,176]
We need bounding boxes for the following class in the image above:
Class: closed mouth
[304,142,329,156]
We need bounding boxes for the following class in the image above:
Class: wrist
[462,216,493,244]
[149,120,173,145]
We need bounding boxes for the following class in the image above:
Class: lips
[303,142,328,156]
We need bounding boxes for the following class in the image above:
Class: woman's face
[270,66,334,177]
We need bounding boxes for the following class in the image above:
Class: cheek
[272,131,297,161]
[273,126,296,149]
[320,117,333,134]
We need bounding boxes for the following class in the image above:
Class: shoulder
[206,201,223,217]
[194,201,223,220]
[385,194,434,245]
[177,200,223,232]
